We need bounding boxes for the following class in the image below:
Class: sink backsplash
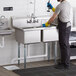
[12,17,58,28]
[12,17,47,28]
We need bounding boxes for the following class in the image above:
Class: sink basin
[0,29,14,35]
[12,18,42,28]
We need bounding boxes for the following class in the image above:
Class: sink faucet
[27,13,38,23]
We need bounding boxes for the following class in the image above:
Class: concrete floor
[1,60,76,76]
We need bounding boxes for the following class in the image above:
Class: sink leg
[24,44,26,69]
[54,41,57,65]
[48,43,50,61]
[18,43,20,65]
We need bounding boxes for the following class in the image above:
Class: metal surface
[0,16,13,48]
[69,31,76,44]
[54,41,57,65]
[18,43,20,65]
[15,28,41,44]
[0,36,4,48]
[0,30,13,35]
[14,26,58,68]
[43,28,58,42]
[48,43,50,61]
[24,45,26,69]
[69,31,76,60]
[17,42,57,69]
[0,16,8,30]
[13,18,41,28]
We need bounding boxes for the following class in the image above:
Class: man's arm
[42,3,56,27]
[48,13,58,24]
[42,13,57,27]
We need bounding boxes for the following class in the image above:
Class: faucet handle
[27,20,32,23]
[33,19,38,23]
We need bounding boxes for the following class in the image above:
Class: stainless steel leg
[18,43,20,65]
[48,43,50,61]
[54,41,57,65]
[24,44,26,69]
[43,43,46,60]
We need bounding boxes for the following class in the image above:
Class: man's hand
[47,2,55,12]
[42,22,50,27]
[47,2,53,9]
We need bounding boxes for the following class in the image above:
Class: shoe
[54,63,65,69]
[55,62,70,70]
[64,65,70,69]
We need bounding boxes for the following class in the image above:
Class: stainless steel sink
[0,29,14,36]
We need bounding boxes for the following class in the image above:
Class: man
[43,0,72,69]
